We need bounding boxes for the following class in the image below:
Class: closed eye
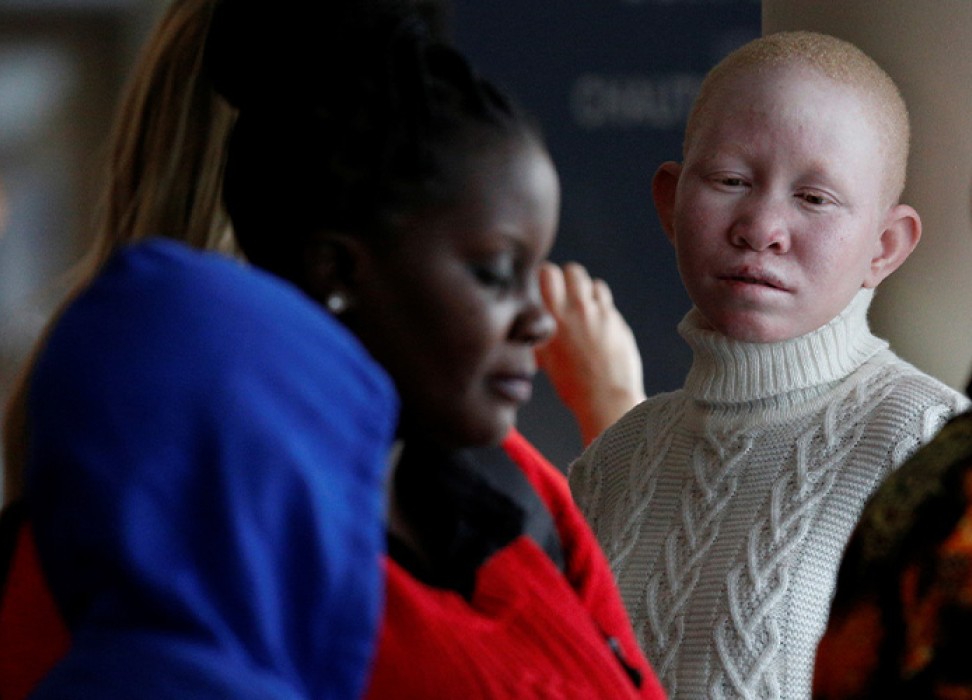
[796,191,836,206]
[473,266,514,290]
[471,253,518,291]
[706,173,749,191]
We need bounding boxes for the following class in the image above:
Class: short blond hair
[684,31,910,203]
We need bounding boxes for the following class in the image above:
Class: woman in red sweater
[203,1,664,695]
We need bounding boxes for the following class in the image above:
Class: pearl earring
[326,292,348,314]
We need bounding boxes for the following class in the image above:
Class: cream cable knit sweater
[569,289,970,699]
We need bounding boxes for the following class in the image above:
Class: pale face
[660,66,899,343]
[347,140,560,448]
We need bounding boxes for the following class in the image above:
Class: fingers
[562,262,594,311]
[560,261,616,316]
[540,260,617,319]
[591,277,613,307]
[533,260,646,446]
[539,261,567,313]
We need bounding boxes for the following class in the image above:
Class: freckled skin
[659,65,898,343]
[343,140,560,448]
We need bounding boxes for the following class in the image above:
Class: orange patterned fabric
[814,411,972,699]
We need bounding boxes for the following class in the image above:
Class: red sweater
[364,429,666,699]
[0,517,70,700]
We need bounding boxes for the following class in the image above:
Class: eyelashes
[471,251,521,292]
[473,262,516,290]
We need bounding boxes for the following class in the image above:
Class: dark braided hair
[203,0,541,281]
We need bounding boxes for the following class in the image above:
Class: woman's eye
[708,174,747,189]
[473,259,516,289]
[799,192,831,206]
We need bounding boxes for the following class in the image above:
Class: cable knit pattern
[569,290,970,700]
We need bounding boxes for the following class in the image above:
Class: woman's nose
[515,277,557,346]
[730,197,791,253]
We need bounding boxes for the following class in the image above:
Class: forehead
[686,65,884,164]
[686,31,904,145]
[397,139,560,251]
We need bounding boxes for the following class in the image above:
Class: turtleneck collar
[678,288,889,404]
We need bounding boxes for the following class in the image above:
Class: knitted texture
[569,290,970,699]
[365,429,667,699]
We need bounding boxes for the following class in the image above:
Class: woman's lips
[719,269,787,291]
[489,374,535,404]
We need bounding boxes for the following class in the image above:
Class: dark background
[449,1,761,469]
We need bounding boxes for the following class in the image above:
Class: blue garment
[25,240,398,699]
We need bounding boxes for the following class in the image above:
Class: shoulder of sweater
[504,428,557,475]
[846,351,970,466]
[620,389,685,424]
[503,428,571,505]
[568,390,683,481]
[864,349,970,409]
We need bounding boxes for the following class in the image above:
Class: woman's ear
[652,161,682,244]
[302,232,364,311]
[863,204,922,288]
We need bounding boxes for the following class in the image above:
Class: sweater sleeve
[568,439,604,536]
[567,399,662,558]
[502,429,667,699]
